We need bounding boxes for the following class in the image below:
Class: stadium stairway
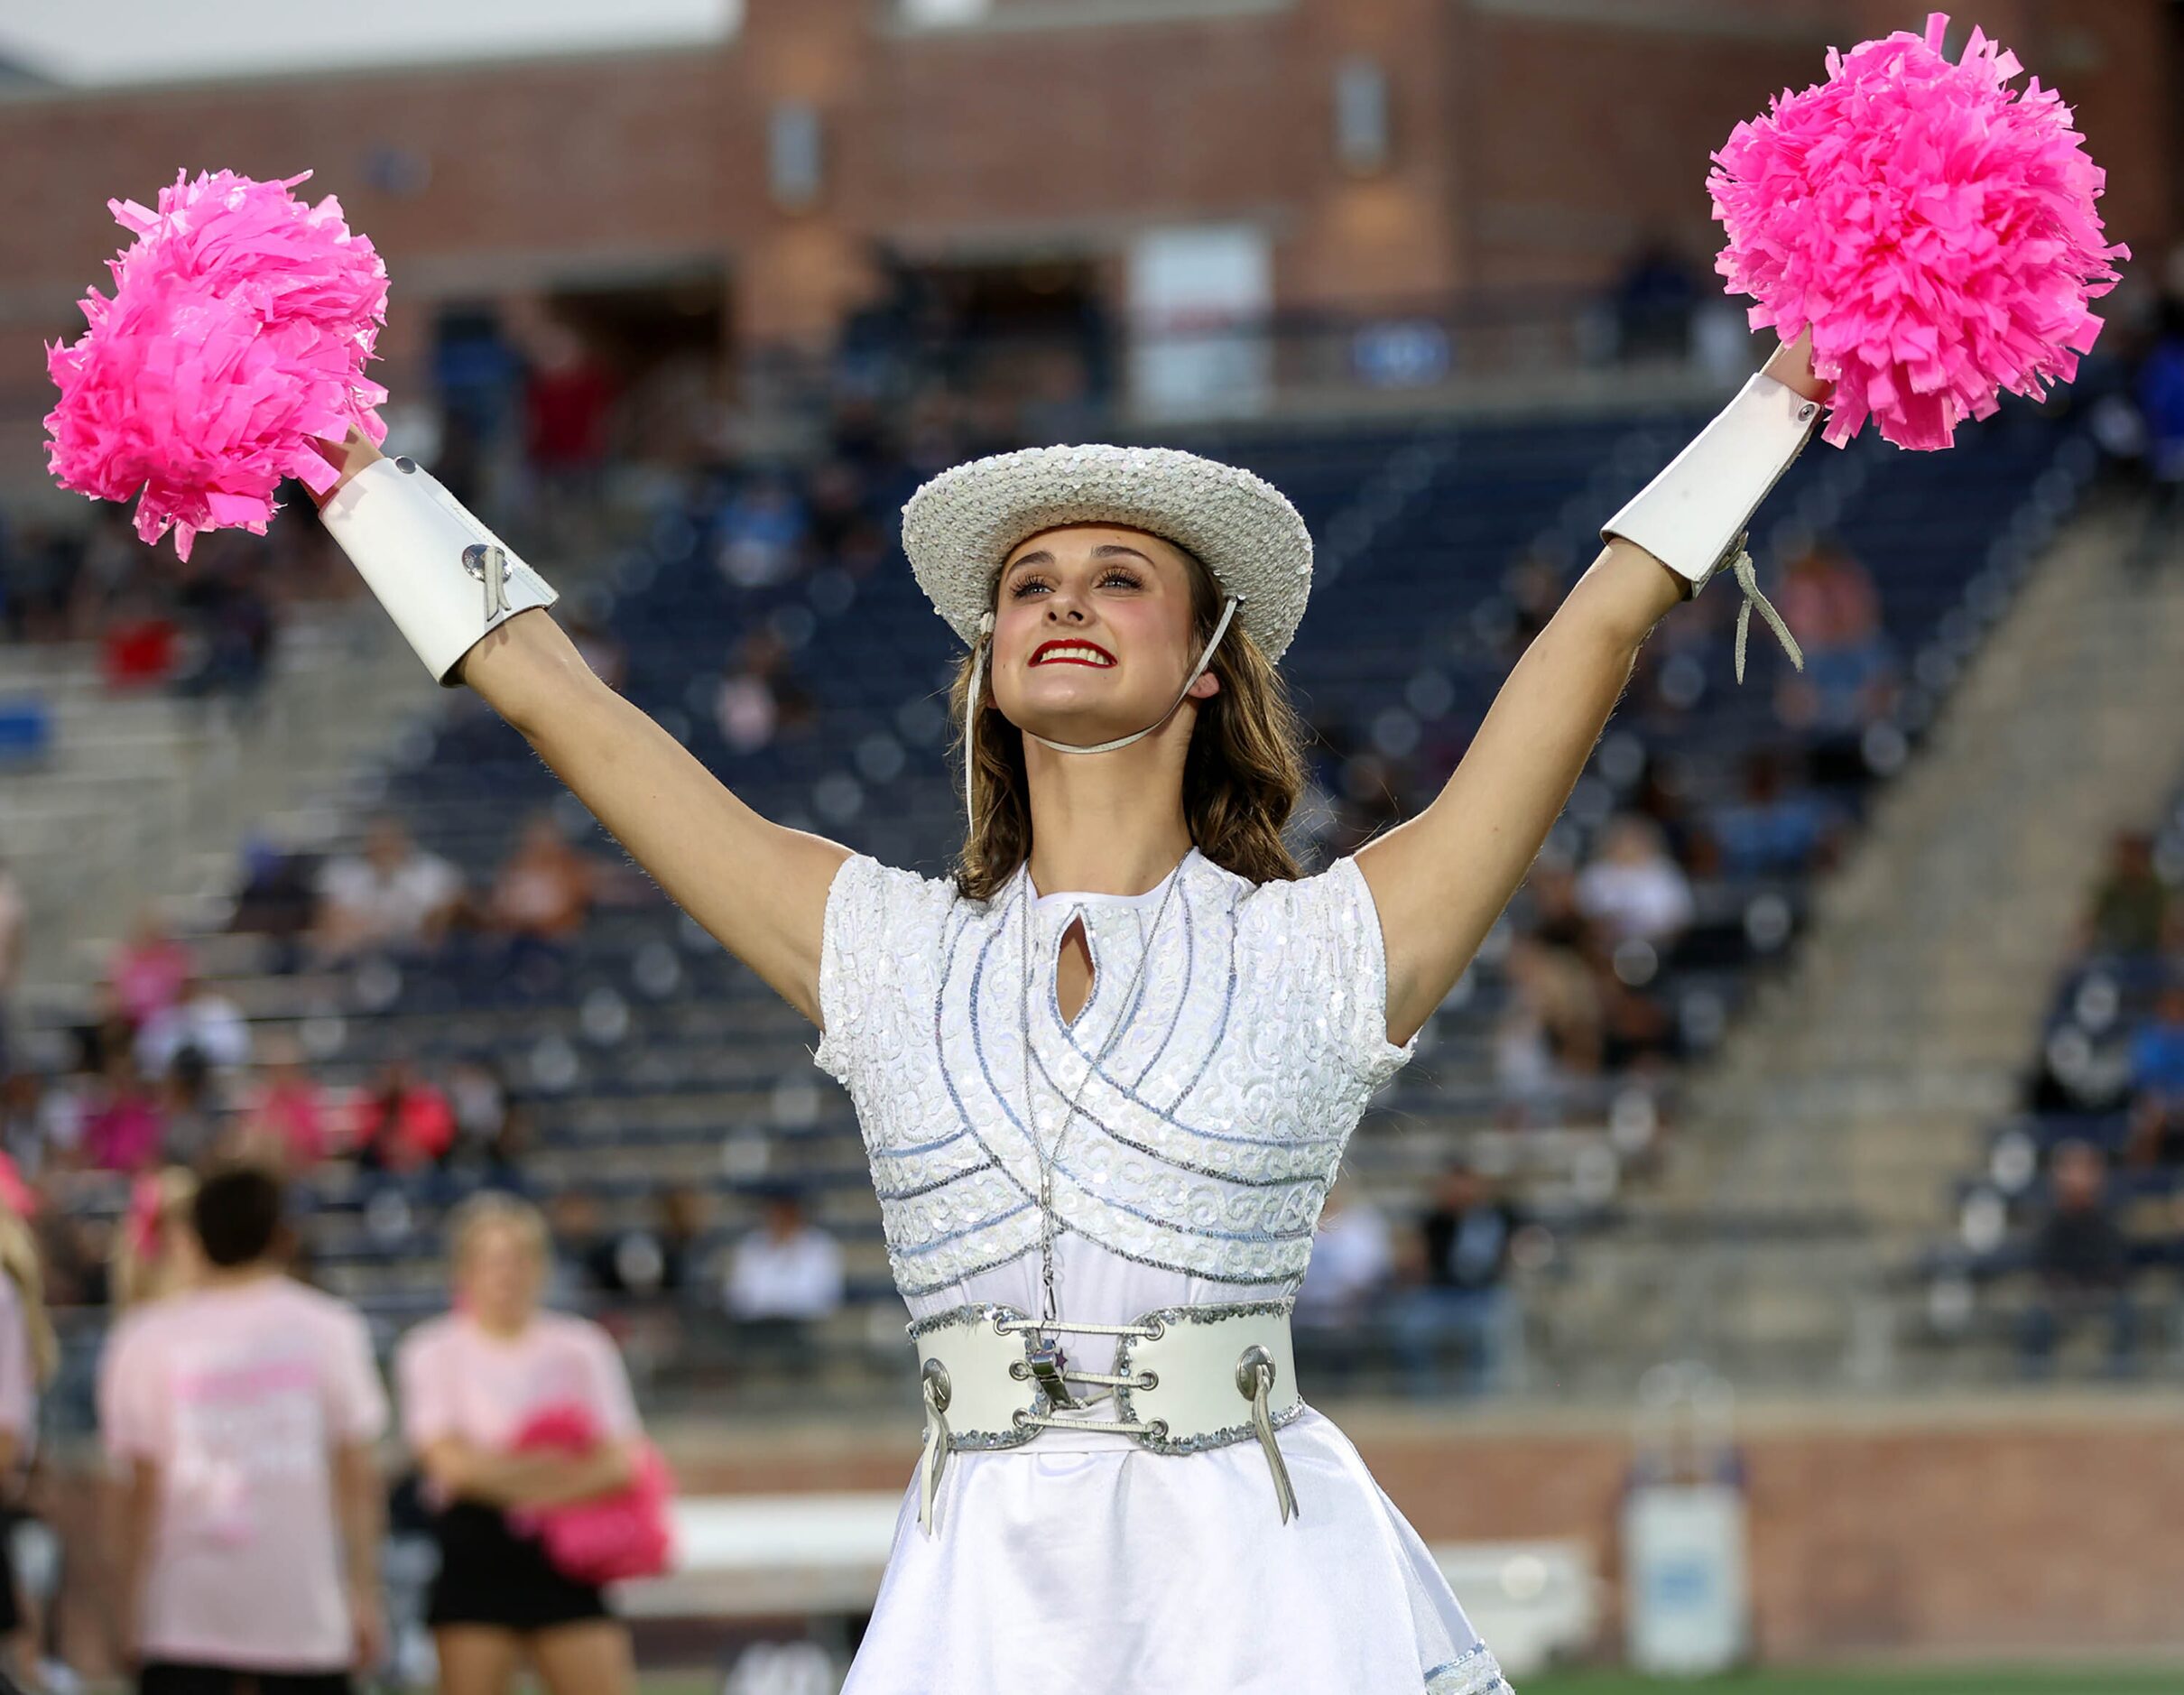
[1551,492,2184,1386]
[0,605,426,996]
[3,498,632,1011]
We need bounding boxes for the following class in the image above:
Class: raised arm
[307,433,848,1027]
[1356,330,1829,1048]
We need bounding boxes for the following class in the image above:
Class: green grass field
[623,1671,2180,1695]
[1511,1673,2182,1695]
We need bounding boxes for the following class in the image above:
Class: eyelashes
[1008,570,1143,600]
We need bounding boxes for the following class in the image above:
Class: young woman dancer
[309,328,1828,1692]
[393,1192,641,1695]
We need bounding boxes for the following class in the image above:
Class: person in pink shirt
[394,1192,638,1695]
[83,1049,168,1174]
[235,1033,330,1173]
[97,1162,386,1695]
[108,910,194,1030]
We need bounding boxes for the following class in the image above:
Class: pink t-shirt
[97,1277,387,1672]
[396,1310,639,1466]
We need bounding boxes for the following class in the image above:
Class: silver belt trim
[908,1297,1302,1536]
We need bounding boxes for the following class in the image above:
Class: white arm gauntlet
[318,455,560,687]
[1600,372,1825,680]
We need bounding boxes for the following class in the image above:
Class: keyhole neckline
[1023,845,1199,911]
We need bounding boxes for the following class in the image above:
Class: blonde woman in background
[110,1168,202,1311]
[395,1192,641,1695]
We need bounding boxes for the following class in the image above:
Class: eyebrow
[1004,542,1157,577]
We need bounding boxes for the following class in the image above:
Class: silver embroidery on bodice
[813,847,1420,1301]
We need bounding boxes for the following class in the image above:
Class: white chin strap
[962,593,1241,822]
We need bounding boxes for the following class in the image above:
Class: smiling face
[986,523,1219,744]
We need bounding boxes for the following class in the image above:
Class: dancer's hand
[305,426,384,509]
[1762,324,1831,403]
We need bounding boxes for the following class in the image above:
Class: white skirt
[839,1403,1513,1694]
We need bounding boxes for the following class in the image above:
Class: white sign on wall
[1622,1481,1751,1676]
[1126,224,1273,420]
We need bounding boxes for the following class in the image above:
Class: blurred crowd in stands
[5,246,2184,1403]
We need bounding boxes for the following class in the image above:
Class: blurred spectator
[1494,935,1603,1121]
[353,1056,458,1176]
[548,1190,610,1301]
[309,816,463,965]
[1704,747,1847,882]
[0,858,19,1077]
[714,630,817,754]
[443,1055,529,1184]
[156,1044,226,1167]
[2078,830,2170,959]
[98,583,180,692]
[724,1189,843,1384]
[2122,981,2184,1168]
[1596,968,1679,1077]
[0,522,76,644]
[11,1067,86,1179]
[715,476,808,588]
[170,535,275,708]
[1610,234,1698,364]
[2127,289,2184,572]
[726,1190,843,1325]
[133,970,251,1083]
[1294,1182,1394,1392]
[1575,815,1693,951]
[234,1032,331,1173]
[1390,1162,1523,1398]
[522,319,618,504]
[226,832,323,973]
[68,508,143,642]
[582,1188,705,1306]
[1770,537,1899,772]
[2016,1140,2137,1379]
[109,1167,201,1309]
[108,907,193,1030]
[481,815,599,996]
[1522,857,1594,953]
[82,1050,166,1174]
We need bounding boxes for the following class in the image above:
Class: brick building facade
[0,1,2173,429]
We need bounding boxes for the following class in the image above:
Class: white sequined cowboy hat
[901,442,1314,665]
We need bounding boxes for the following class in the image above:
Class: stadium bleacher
[7,384,2105,1427]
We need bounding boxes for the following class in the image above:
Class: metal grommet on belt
[921,1357,952,1413]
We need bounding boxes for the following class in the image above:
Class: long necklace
[1015,848,1189,1329]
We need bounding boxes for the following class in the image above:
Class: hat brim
[901,444,1311,663]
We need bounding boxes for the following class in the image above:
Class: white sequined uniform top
[813,845,1513,1695]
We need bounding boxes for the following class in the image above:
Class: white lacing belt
[912,1302,1300,1536]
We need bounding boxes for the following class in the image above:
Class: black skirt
[425,1500,610,1633]
[137,1665,351,1695]
[0,1511,21,1638]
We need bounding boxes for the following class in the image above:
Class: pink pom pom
[1709,11,2130,451]
[42,168,390,559]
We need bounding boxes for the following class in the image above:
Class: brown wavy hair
[947,539,1310,902]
